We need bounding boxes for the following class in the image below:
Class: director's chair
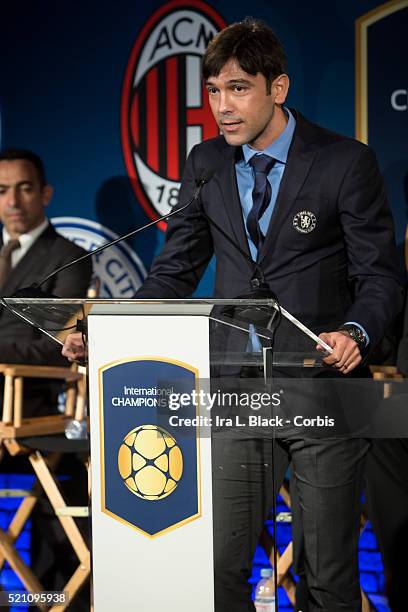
[0,363,90,611]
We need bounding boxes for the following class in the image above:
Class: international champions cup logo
[121,0,226,230]
[118,424,183,501]
[101,359,199,536]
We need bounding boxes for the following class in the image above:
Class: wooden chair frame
[0,364,82,438]
[0,363,90,610]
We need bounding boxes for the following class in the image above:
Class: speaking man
[63,19,403,612]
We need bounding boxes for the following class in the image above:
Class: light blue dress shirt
[235,107,296,262]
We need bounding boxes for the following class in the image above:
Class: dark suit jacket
[136,111,404,354]
[0,223,92,366]
[397,289,408,376]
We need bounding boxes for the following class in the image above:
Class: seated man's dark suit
[0,222,92,602]
[135,110,404,611]
[0,222,92,364]
[0,222,92,414]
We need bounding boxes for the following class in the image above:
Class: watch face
[349,326,365,346]
[339,325,366,348]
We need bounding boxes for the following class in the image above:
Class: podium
[2,297,330,611]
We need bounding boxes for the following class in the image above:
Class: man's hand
[62,332,86,363]
[316,331,362,374]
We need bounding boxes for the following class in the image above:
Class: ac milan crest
[121,0,226,230]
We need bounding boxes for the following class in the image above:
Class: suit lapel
[258,112,319,265]
[215,145,252,259]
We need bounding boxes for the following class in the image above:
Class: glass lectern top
[1,297,279,343]
[1,297,330,369]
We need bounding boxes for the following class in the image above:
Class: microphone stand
[12,170,214,299]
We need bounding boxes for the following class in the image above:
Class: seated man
[0,149,92,601]
[0,148,92,415]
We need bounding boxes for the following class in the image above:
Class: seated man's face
[0,159,52,238]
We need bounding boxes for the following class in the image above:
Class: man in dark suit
[63,19,403,612]
[0,149,92,603]
[0,148,92,410]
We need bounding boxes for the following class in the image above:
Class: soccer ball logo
[117,424,183,500]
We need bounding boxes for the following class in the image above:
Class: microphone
[195,200,281,332]
[11,169,214,298]
[197,203,276,299]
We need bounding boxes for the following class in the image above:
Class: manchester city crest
[293,210,317,234]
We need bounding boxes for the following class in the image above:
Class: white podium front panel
[88,314,213,612]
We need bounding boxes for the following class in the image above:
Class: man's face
[0,159,52,238]
[206,58,289,150]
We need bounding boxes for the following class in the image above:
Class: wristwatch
[337,324,367,351]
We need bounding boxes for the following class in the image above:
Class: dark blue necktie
[247,154,276,251]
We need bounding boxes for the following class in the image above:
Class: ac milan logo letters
[121,0,226,230]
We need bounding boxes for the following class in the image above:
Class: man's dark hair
[0,148,47,186]
[202,17,287,93]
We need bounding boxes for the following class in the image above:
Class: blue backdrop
[0,2,406,609]
[0,0,406,297]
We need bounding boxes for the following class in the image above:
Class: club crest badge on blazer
[293,210,317,234]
